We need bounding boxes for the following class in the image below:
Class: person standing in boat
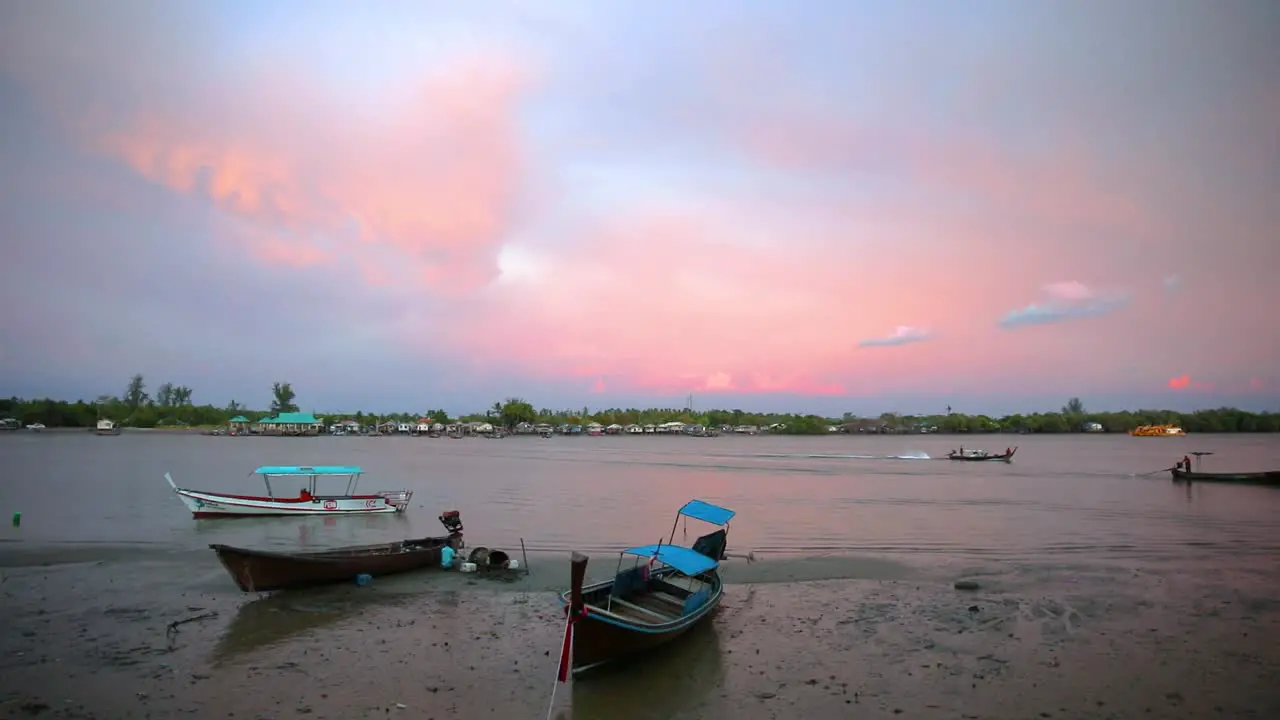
[1183,455,1192,472]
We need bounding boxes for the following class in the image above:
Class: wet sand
[2,553,1278,719]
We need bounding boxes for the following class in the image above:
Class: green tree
[498,397,537,429]
[270,382,298,414]
[123,374,148,410]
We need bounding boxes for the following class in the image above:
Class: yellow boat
[1130,424,1186,437]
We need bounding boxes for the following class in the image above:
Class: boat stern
[376,490,414,512]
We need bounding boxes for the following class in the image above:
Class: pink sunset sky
[0,0,1276,415]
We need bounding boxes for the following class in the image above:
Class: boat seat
[609,598,673,621]
[650,591,686,607]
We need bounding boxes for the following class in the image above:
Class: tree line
[1,381,1276,434]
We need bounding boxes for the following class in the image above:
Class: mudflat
[2,552,1277,720]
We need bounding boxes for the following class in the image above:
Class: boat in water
[1171,468,1280,485]
[557,499,735,676]
[947,446,1017,462]
[1131,424,1186,437]
[165,465,413,518]
[210,511,464,592]
[1170,452,1279,485]
[95,419,120,436]
[25,423,45,432]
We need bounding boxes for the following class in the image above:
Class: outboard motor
[439,510,463,540]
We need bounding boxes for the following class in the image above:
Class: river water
[1,432,1278,719]
[2,432,1279,563]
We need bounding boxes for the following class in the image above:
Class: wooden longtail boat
[947,446,1017,462]
[1170,468,1280,485]
[165,466,413,518]
[210,511,464,592]
[557,500,735,676]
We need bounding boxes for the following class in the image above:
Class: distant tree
[123,374,149,409]
[498,397,537,429]
[226,399,243,414]
[1063,397,1086,416]
[156,383,175,407]
[270,382,298,414]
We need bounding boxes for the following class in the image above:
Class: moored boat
[165,465,413,518]
[947,446,1017,462]
[210,512,463,592]
[556,499,735,676]
[95,419,121,436]
[25,423,45,432]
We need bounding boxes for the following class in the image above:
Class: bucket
[459,562,478,573]
[355,573,373,586]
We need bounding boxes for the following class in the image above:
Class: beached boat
[1131,424,1185,437]
[947,447,1017,462]
[164,465,413,518]
[557,499,735,676]
[210,511,464,592]
[95,419,121,436]
[1170,468,1280,485]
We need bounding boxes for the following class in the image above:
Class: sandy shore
[2,553,1278,719]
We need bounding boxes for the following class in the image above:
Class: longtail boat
[210,511,464,592]
[947,446,1017,462]
[556,499,735,676]
[165,466,413,518]
[1170,468,1280,485]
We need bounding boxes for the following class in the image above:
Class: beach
[2,432,1280,718]
[2,550,1278,719]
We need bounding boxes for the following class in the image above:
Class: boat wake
[755,451,933,461]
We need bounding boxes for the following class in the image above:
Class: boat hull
[175,488,406,517]
[560,569,722,674]
[210,536,452,592]
[1170,468,1280,486]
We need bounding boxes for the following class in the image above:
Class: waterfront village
[219,412,786,438]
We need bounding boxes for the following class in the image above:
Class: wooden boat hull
[560,567,722,674]
[210,536,453,592]
[1171,468,1280,486]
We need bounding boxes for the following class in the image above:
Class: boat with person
[1169,451,1280,486]
[164,465,413,518]
[209,511,465,592]
[556,499,737,676]
[947,446,1017,462]
[95,419,121,436]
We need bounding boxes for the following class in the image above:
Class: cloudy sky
[1,0,1276,416]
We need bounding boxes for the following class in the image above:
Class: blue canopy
[254,465,363,476]
[622,544,719,576]
[678,499,735,526]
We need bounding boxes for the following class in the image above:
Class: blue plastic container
[355,573,373,586]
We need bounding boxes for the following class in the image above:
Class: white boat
[164,465,414,518]
[26,423,46,432]
[96,419,121,436]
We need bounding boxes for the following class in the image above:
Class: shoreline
[2,552,1277,719]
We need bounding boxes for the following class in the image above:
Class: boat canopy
[677,499,735,526]
[254,465,363,476]
[622,544,719,577]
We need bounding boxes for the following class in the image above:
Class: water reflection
[570,622,724,720]
[211,587,402,665]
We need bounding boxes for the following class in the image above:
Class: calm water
[2,431,1279,568]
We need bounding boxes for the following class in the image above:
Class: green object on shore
[11,512,20,527]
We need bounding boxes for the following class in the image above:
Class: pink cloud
[859,326,933,348]
[1168,375,1214,392]
[88,55,536,294]
[1000,282,1130,329]
[1249,377,1266,392]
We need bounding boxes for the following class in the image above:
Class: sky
[1,0,1277,417]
